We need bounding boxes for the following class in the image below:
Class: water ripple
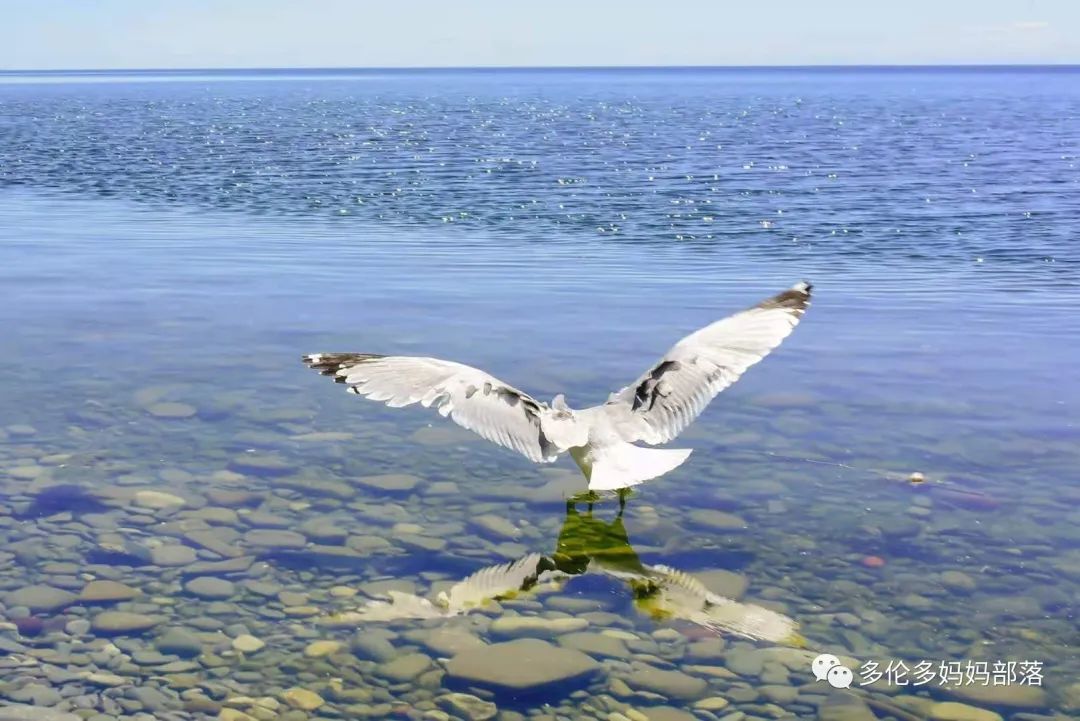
[1,68,1078,268]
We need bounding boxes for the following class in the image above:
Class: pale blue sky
[1,0,1077,70]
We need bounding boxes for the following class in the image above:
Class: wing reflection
[322,497,802,645]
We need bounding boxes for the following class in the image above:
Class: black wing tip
[759,281,812,312]
[302,352,384,380]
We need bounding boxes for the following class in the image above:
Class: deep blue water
[0,68,1078,719]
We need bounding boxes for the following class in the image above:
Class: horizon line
[3,62,1080,74]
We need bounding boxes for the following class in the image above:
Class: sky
[1,0,1078,70]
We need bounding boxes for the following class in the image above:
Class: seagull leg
[567,490,601,506]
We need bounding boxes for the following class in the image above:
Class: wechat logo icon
[813,653,854,689]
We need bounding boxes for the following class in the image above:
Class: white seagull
[303,281,811,491]
[318,554,802,647]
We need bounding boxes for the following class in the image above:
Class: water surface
[0,68,1078,720]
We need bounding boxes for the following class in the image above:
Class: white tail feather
[585,443,693,491]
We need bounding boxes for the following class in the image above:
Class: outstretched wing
[437,553,558,612]
[642,564,802,644]
[303,353,560,463]
[604,282,811,445]
[318,590,447,626]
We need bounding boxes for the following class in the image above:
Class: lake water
[0,68,1078,721]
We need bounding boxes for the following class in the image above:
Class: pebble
[277,590,307,605]
[155,628,204,656]
[303,640,343,657]
[282,688,324,711]
[218,710,258,721]
[84,671,128,687]
[469,513,520,540]
[653,627,683,641]
[819,692,876,721]
[184,529,245,558]
[91,611,160,634]
[685,638,727,661]
[445,638,600,694]
[424,713,452,721]
[438,692,498,721]
[79,580,140,603]
[398,533,447,551]
[558,631,630,659]
[759,684,798,704]
[290,431,353,442]
[243,529,307,548]
[410,627,487,656]
[623,664,708,700]
[351,634,397,662]
[426,481,460,495]
[5,683,62,706]
[637,708,696,721]
[134,489,187,508]
[151,545,198,566]
[4,584,77,612]
[9,465,43,480]
[185,576,236,599]
[1062,681,1080,712]
[0,705,82,721]
[283,605,319,617]
[602,629,639,641]
[694,697,731,711]
[930,702,1003,721]
[356,473,420,492]
[941,684,1048,709]
[489,615,588,639]
[688,509,749,530]
[232,634,266,653]
[275,477,355,499]
[183,557,253,578]
[228,454,296,477]
[296,517,349,544]
[244,510,291,528]
[940,570,977,593]
[725,648,765,676]
[206,489,262,507]
[65,618,91,635]
[378,652,434,681]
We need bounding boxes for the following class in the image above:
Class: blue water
[1,68,1078,719]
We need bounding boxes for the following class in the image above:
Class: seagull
[318,499,802,645]
[303,281,811,491]
[318,553,801,645]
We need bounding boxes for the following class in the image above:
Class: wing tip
[759,281,812,313]
[302,352,385,380]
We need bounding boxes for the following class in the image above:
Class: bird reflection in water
[322,492,802,646]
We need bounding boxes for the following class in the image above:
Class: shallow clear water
[0,68,1078,720]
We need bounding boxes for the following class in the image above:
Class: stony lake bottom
[0,68,1078,721]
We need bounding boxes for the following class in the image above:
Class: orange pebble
[861,555,886,568]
